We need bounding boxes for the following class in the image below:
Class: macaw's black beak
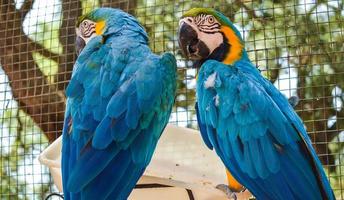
[76,36,85,56]
[178,21,210,61]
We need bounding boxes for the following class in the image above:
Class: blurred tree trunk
[56,0,82,90]
[296,59,341,171]
[0,0,138,143]
[0,0,66,142]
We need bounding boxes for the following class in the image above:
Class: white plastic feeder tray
[38,124,251,200]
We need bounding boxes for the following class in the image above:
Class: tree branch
[268,64,281,84]
[19,0,34,21]
[0,0,65,142]
[294,52,340,171]
[56,0,82,90]
[15,109,26,149]
[28,38,60,63]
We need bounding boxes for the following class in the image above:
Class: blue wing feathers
[100,72,116,98]
[209,101,218,127]
[62,31,176,199]
[260,135,279,173]
[217,84,236,118]
[248,138,268,178]
[92,116,113,149]
[107,90,130,118]
[139,110,155,129]
[105,163,145,200]
[130,129,153,164]
[65,79,83,98]
[61,124,72,199]
[118,126,142,150]
[92,98,108,121]
[195,103,213,149]
[279,157,317,199]
[111,113,130,141]
[125,93,140,128]
[67,141,120,192]
[80,150,132,200]
[205,125,219,150]
[196,59,334,200]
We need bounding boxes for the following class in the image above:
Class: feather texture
[61,8,176,200]
[196,59,335,200]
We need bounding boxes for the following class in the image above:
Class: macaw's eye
[208,16,215,24]
[81,20,89,29]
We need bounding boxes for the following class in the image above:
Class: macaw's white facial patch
[180,15,224,56]
[76,19,97,45]
[197,31,223,56]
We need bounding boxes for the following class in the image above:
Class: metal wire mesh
[0,0,343,199]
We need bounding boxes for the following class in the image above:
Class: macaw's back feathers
[196,60,335,200]
[61,8,177,200]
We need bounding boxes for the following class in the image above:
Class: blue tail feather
[67,142,120,192]
[80,150,132,200]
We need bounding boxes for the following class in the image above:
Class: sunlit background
[0,0,343,199]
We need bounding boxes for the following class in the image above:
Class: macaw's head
[178,8,245,65]
[75,8,148,55]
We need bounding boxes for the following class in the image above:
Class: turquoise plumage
[61,8,176,200]
[196,60,335,200]
[179,8,335,200]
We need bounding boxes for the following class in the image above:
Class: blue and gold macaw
[178,8,335,200]
[61,8,176,200]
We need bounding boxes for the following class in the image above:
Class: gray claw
[216,184,238,200]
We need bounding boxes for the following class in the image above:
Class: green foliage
[0,109,50,199]
[83,0,100,14]
[31,22,62,55]
[32,52,59,83]
[30,19,61,83]
[0,0,343,199]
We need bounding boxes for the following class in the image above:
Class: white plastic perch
[38,124,251,200]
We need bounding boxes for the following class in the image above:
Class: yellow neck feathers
[220,26,244,65]
[95,21,105,35]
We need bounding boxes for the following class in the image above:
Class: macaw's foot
[216,184,239,200]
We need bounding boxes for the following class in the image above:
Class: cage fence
[0,0,343,199]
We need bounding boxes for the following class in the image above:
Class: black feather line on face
[195,14,206,25]
[198,30,220,34]
[81,21,96,38]
[200,23,221,29]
